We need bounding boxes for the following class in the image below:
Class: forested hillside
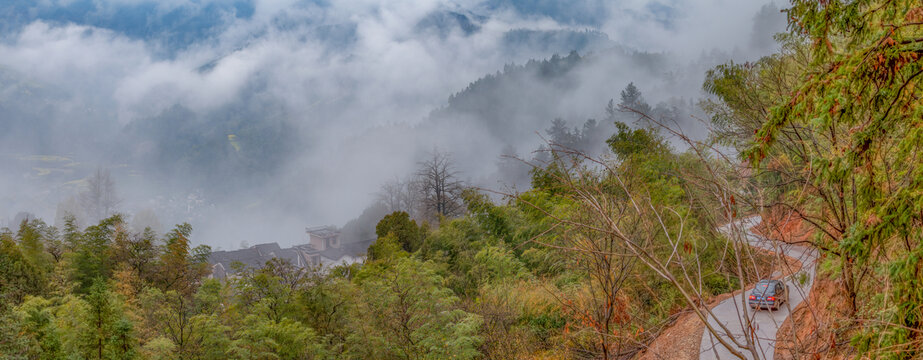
[0,119,775,358]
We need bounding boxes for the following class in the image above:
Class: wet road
[699,216,818,360]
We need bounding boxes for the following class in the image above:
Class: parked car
[748,279,788,310]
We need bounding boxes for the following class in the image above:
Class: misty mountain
[0,0,787,247]
[129,50,614,196]
[501,29,614,58]
[429,51,584,146]
[121,98,299,195]
[0,42,626,210]
[0,67,64,151]
[415,10,485,38]
[0,24,644,197]
[426,48,672,151]
[0,66,119,156]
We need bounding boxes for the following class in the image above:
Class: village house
[207,225,374,278]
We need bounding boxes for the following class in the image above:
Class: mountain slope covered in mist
[427,48,671,148]
[121,101,299,194]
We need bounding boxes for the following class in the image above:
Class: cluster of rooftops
[207,226,374,278]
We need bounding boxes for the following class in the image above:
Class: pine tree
[81,279,136,360]
[618,82,652,116]
[72,216,122,294]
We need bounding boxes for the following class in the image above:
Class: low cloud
[0,0,786,247]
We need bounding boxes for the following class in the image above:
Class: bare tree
[378,178,404,212]
[377,176,425,220]
[80,168,121,223]
[554,204,639,359]
[415,149,465,220]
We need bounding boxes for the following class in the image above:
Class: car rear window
[753,283,775,295]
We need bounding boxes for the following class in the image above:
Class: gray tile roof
[252,243,282,256]
[208,239,373,278]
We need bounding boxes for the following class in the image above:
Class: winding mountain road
[699,216,818,360]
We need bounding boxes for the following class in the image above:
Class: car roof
[752,280,783,293]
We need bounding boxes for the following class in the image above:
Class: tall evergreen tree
[618,82,652,116]
[72,216,122,294]
[81,279,135,360]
